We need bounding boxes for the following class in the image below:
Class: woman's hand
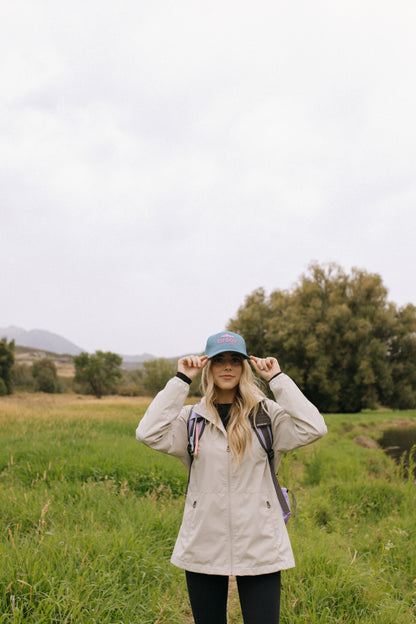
[177,355,208,381]
[249,355,281,381]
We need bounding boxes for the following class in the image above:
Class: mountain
[121,353,155,363]
[0,326,83,356]
[0,326,157,363]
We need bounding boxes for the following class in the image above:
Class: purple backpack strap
[249,404,294,523]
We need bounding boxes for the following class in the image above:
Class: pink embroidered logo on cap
[217,333,237,345]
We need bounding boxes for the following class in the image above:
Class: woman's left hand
[249,355,281,381]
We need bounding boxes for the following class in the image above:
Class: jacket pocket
[232,493,281,565]
[264,498,283,534]
[182,497,198,530]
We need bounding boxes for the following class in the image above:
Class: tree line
[0,342,66,395]
[0,341,185,399]
[1,263,416,410]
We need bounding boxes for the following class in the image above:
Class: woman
[136,331,327,624]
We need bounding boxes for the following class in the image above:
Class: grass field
[0,393,415,623]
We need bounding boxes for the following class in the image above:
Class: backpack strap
[186,407,205,493]
[187,408,206,459]
[249,404,292,518]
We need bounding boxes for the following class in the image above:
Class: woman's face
[211,352,243,396]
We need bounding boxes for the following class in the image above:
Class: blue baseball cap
[204,331,249,359]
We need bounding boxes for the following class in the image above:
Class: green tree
[73,351,122,398]
[228,288,271,358]
[0,338,15,395]
[142,358,177,396]
[13,364,34,391]
[32,358,59,393]
[387,303,416,409]
[228,262,416,412]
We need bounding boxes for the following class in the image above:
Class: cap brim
[206,347,250,359]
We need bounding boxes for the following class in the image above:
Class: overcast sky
[1,1,415,357]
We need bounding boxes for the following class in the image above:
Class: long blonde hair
[201,359,265,465]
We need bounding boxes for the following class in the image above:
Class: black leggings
[185,570,281,624]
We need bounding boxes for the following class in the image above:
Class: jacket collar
[192,397,216,424]
[191,395,265,428]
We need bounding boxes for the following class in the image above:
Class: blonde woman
[136,331,327,624]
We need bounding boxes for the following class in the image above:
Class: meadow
[0,393,415,623]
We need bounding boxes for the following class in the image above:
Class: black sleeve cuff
[269,372,283,383]
[176,371,192,385]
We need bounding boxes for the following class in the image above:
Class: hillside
[1,326,156,367]
[14,345,76,377]
[0,326,83,355]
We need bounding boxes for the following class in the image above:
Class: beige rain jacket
[136,373,327,576]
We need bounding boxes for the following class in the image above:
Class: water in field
[378,427,416,477]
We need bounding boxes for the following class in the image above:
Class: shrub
[32,358,59,393]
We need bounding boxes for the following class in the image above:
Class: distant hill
[121,353,155,363]
[120,353,156,370]
[0,326,83,356]
[0,325,156,366]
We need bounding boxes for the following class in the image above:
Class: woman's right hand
[249,355,281,380]
[177,355,208,380]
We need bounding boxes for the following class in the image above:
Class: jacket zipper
[226,444,233,572]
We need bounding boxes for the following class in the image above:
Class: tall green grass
[0,396,188,623]
[1,396,415,623]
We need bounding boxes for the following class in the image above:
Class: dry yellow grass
[0,393,152,431]
[1,392,152,406]
[0,392,199,427]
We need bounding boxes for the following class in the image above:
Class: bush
[13,364,35,391]
[32,358,59,393]
[118,382,143,396]
[142,359,177,396]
